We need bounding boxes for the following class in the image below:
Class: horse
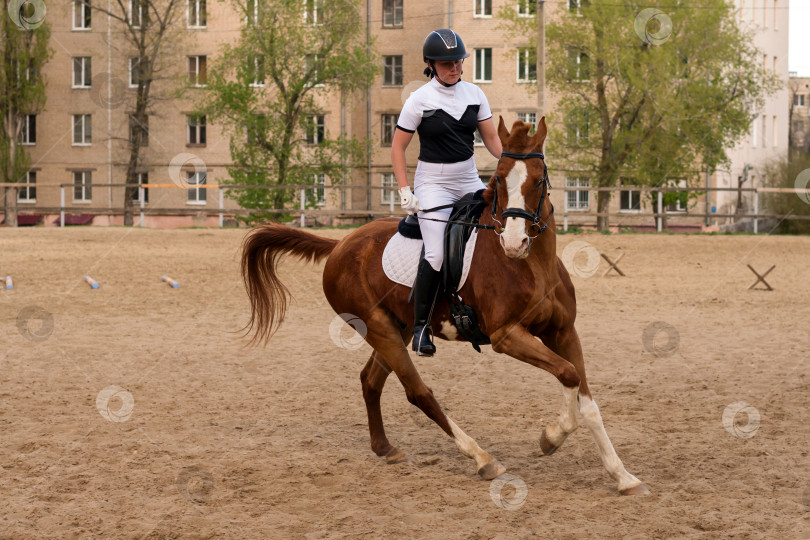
[241,117,650,495]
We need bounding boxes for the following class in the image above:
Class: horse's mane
[481,121,538,207]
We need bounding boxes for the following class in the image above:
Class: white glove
[399,186,421,214]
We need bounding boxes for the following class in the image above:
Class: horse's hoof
[539,430,560,456]
[385,448,407,464]
[620,483,651,496]
[477,460,507,480]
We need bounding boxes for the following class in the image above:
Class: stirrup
[412,326,436,356]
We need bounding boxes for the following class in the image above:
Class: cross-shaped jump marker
[600,252,625,277]
[747,264,775,291]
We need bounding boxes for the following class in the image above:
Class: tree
[0,0,51,227]
[85,0,185,226]
[761,152,810,234]
[501,0,780,230]
[199,0,377,222]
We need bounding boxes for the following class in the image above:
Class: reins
[416,151,554,237]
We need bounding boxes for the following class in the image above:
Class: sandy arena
[1,227,809,539]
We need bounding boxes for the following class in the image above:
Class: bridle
[491,151,554,239]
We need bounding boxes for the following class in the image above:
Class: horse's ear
[531,115,548,150]
[497,115,510,142]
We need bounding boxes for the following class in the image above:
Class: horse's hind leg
[545,327,650,495]
[360,351,406,463]
[363,310,505,480]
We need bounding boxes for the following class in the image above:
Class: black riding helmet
[423,29,469,80]
[423,29,470,61]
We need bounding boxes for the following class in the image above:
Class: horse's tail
[241,224,338,345]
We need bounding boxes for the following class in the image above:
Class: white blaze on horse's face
[499,160,531,259]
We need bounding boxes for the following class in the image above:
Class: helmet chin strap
[430,61,461,87]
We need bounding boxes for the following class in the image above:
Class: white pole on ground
[753,188,759,234]
[60,186,65,228]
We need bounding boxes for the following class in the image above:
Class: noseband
[492,151,555,239]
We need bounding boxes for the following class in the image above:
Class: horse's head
[486,116,551,259]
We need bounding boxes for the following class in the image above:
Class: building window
[20,115,36,145]
[306,115,325,145]
[517,0,536,17]
[381,114,398,146]
[568,0,584,14]
[794,94,806,107]
[620,179,641,212]
[567,49,590,82]
[516,112,536,134]
[188,56,207,86]
[130,115,149,147]
[18,171,36,203]
[132,172,149,203]
[474,0,492,17]
[761,115,767,148]
[248,54,265,86]
[516,48,536,83]
[383,55,403,86]
[73,171,92,202]
[565,108,589,142]
[73,114,91,145]
[246,0,260,25]
[751,115,758,146]
[187,170,207,204]
[72,57,92,88]
[381,173,397,204]
[187,115,206,146]
[313,174,326,205]
[129,0,145,26]
[304,54,324,87]
[73,0,91,29]
[565,177,589,211]
[129,57,150,87]
[474,48,492,83]
[303,0,322,25]
[665,179,687,213]
[382,0,403,27]
[188,0,206,28]
[773,115,777,147]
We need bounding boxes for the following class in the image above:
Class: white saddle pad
[382,229,479,289]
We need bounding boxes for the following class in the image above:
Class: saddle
[398,189,491,353]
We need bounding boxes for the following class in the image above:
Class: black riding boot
[411,258,442,356]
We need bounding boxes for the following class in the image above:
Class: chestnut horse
[242,117,650,495]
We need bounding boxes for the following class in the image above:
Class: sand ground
[1,227,809,539]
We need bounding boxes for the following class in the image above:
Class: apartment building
[716,0,790,221]
[790,75,810,151]
[8,0,789,229]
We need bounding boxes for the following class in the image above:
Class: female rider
[392,28,502,356]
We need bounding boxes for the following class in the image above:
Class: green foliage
[500,0,781,229]
[199,0,377,222]
[761,151,810,234]
[0,12,52,184]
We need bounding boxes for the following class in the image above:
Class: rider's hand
[399,186,421,214]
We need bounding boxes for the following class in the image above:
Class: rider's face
[433,59,463,84]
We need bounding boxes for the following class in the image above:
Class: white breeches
[415,157,487,272]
